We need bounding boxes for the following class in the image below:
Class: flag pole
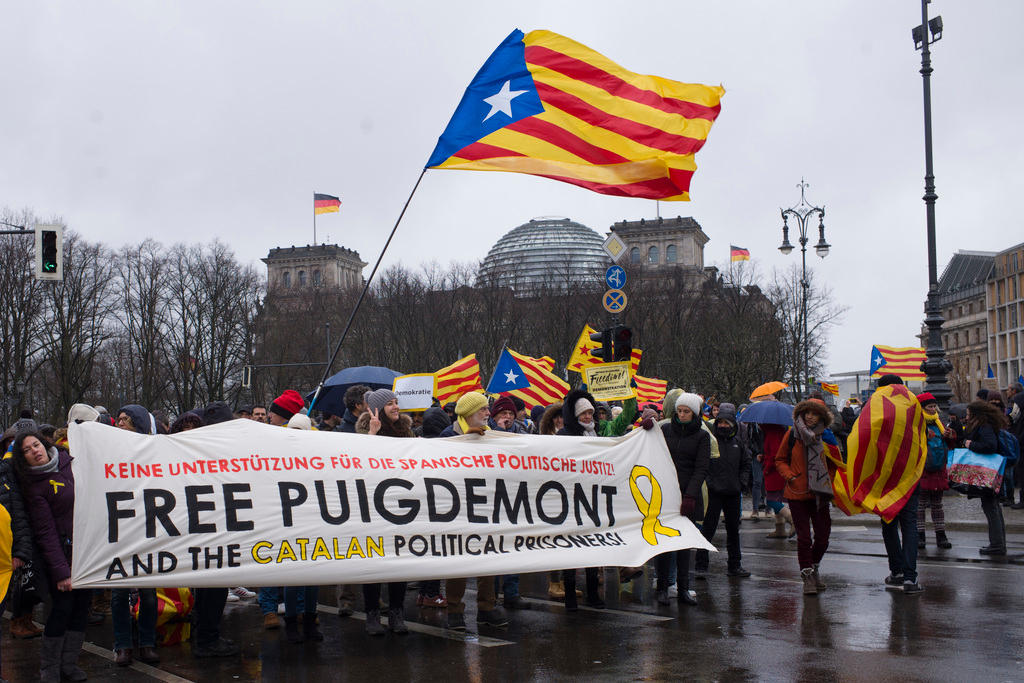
[313,192,317,245]
[307,169,427,414]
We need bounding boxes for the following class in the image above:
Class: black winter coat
[709,426,752,495]
[661,418,710,519]
[0,456,33,563]
[965,424,999,454]
[337,409,359,434]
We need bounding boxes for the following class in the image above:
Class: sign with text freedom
[69,422,711,588]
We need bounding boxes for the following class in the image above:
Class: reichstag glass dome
[478,217,611,294]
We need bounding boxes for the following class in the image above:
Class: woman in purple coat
[12,431,90,682]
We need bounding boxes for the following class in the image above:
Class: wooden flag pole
[307,169,427,414]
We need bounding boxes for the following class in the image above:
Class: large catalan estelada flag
[869,345,927,382]
[434,354,484,404]
[313,193,341,215]
[426,29,724,201]
[832,383,926,522]
[504,349,570,409]
[730,245,750,262]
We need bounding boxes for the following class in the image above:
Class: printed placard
[392,374,437,412]
[584,362,635,401]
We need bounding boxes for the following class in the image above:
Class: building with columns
[262,244,366,293]
[610,216,710,271]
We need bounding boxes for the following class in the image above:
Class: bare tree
[0,209,45,423]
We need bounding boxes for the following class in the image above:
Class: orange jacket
[774,428,844,501]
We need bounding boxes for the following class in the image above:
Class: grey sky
[2,1,1020,378]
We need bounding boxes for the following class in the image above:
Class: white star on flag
[504,369,519,384]
[483,80,528,122]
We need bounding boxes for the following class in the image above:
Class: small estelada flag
[314,193,341,215]
[730,245,750,262]
[819,381,840,397]
[485,349,531,394]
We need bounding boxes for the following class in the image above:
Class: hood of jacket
[420,407,451,438]
[118,404,155,434]
[561,388,598,436]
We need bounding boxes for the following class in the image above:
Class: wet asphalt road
[4,502,1024,682]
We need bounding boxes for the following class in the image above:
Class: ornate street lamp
[779,178,827,400]
[914,0,952,411]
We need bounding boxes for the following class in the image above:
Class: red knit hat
[490,396,517,418]
[270,389,305,420]
[916,392,937,406]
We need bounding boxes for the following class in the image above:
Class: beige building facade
[987,241,1024,387]
[262,244,366,293]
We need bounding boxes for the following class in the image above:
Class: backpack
[924,424,948,473]
[997,429,1020,465]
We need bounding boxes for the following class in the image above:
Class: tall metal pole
[801,241,809,399]
[916,0,952,411]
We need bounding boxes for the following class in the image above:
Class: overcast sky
[3,1,1021,378]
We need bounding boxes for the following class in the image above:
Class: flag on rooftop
[426,29,724,201]
[730,245,750,262]
[869,345,926,382]
[434,354,483,404]
[313,193,341,215]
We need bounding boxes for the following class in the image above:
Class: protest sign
[392,373,436,412]
[584,362,635,402]
[69,421,711,588]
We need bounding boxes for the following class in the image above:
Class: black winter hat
[420,407,451,438]
[877,374,904,387]
[203,401,234,425]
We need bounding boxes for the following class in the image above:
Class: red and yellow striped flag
[434,354,484,404]
[870,345,926,382]
[505,348,569,409]
[634,375,668,404]
[427,30,724,201]
[567,324,641,374]
[834,383,927,522]
[819,381,840,397]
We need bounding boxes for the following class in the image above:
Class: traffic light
[34,224,63,281]
[613,325,633,363]
[590,327,613,363]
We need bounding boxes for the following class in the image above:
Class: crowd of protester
[1,378,1020,680]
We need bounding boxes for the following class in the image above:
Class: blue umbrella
[737,400,793,427]
[306,365,403,416]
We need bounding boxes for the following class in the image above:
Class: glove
[640,416,655,430]
[680,496,696,518]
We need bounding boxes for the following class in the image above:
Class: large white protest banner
[69,421,712,588]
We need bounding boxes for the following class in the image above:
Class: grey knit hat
[363,389,398,415]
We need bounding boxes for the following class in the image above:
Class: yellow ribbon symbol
[49,480,65,495]
[629,465,680,546]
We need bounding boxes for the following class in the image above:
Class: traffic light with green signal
[35,224,63,281]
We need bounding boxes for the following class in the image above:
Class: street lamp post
[779,179,830,400]
[914,0,952,411]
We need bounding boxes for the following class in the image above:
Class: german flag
[730,245,750,262]
[870,345,926,382]
[427,30,723,201]
[634,375,668,404]
[314,193,341,215]
[504,349,569,409]
[434,354,483,404]
[834,383,926,522]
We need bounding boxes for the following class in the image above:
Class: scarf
[28,447,60,474]
[581,420,597,437]
[923,411,945,435]
[793,415,832,498]
[672,414,702,436]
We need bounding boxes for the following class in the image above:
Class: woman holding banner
[357,388,412,635]
[12,431,90,682]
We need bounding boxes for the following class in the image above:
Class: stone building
[610,216,710,271]
[262,244,366,293]
[923,250,995,401]
[987,241,1024,387]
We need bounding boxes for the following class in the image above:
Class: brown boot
[11,613,42,639]
[780,507,797,538]
[766,513,788,538]
[547,578,565,599]
[801,568,818,595]
[92,589,112,615]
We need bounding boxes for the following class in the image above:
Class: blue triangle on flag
[869,346,887,375]
[987,364,995,379]
[485,349,530,394]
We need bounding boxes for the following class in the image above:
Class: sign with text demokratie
[69,421,712,588]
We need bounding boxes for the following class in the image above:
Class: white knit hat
[287,413,313,430]
[675,392,703,416]
[574,398,595,417]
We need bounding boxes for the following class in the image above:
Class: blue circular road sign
[605,265,627,290]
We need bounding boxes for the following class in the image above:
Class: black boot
[563,570,578,611]
[387,608,408,635]
[935,530,952,549]
[303,613,323,641]
[584,568,604,609]
[284,616,303,643]
[365,610,386,636]
[60,631,88,681]
[40,635,63,683]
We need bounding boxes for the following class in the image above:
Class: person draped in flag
[774,399,844,595]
